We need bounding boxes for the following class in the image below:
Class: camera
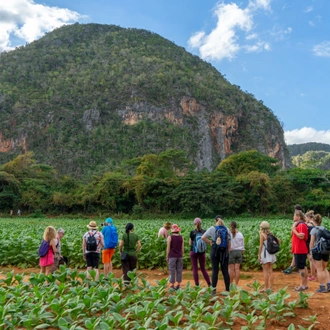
[101,222,109,227]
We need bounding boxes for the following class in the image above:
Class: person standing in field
[52,228,65,272]
[283,204,303,274]
[119,223,142,283]
[82,221,104,281]
[158,222,172,239]
[310,214,330,293]
[189,218,211,287]
[258,221,276,291]
[202,215,231,294]
[305,211,316,281]
[229,221,245,285]
[166,224,184,290]
[292,211,309,291]
[102,218,118,277]
[39,226,57,276]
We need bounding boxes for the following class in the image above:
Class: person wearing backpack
[202,215,231,294]
[39,226,57,276]
[119,223,142,284]
[306,211,316,281]
[82,221,104,281]
[189,218,211,287]
[258,221,277,291]
[102,218,118,277]
[229,221,245,285]
[291,210,309,291]
[52,228,65,273]
[310,214,330,293]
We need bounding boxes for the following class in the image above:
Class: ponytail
[230,221,237,238]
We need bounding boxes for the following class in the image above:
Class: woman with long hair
[39,226,57,275]
[310,214,330,293]
[306,210,316,281]
[189,218,211,287]
[119,223,141,283]
[228,221,245,285]
[258,221,276,291]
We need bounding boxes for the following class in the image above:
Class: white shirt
[230,231,245,251]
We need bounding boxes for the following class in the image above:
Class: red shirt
[291,222,308,254]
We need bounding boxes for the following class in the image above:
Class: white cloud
[0,0,81,52]
[285,127,330,145]
[313,41,330,57]
[304,6,313,13]
[188,1,272,61]
[270,25,292,41]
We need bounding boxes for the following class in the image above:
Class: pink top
[158,227,169,239]
[39,244,54,267]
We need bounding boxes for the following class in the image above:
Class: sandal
[294,286,308,291]
[308,276,316,281]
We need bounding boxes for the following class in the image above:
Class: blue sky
[1,0,330,144]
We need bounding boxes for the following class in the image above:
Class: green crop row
[0,217,329,270]
[0,268,316,329]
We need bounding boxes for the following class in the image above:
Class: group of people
[39,206,330,294]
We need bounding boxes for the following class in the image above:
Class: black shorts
[294,254,307,270]
[312,252,330,262]
[86,252,100,268]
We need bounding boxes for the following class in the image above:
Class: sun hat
[194,218,202,225]
[260,221,270,229]
[164,222,172,230]
[171,224,181,233]
[57,228,65,233]
[106,217,113,224]
[87,221,98,230]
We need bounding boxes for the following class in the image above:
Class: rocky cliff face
[118,96,288,170]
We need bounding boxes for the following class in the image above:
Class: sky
[0,0,330,145]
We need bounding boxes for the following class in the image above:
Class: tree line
[1,149,330,217]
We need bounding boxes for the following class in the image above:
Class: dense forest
[0,23,287,178]
[1,150,329,217]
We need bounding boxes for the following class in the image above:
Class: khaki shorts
[229,250,243,264]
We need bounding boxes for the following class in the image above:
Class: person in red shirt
[292,210,309,291]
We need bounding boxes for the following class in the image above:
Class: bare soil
[1,267,329,329]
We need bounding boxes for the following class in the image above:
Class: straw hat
[87,221,98,230]
[260,221,270,229]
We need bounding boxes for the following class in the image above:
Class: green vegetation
[0,269,314,329]
[1,217,329,270]
[1,150,330,216]
[288,142,330,157]
[292,151,330,170]
[0,23,286,178]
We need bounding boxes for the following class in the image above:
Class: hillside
[288,142,330,157]
[0,23,288,178]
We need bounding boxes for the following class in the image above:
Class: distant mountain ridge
[288,142,330,157]
[0,23,288,178]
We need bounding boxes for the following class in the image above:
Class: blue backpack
[38,240,50,257]
[103,225,119,249]
[214,225,228,249]
[193,231,207,253]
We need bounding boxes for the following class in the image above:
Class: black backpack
[264,233,280,256]
[312,227,330,255]
[86,232,98,252]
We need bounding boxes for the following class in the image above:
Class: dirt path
[1,267,329,329]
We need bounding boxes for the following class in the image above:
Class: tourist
[52,228,65,272]
[229,221,245,285]
[283,204,303,274]
[166,224,184,290]
[310,214,330,293]
[39,226,57,276]
[258,221,276,291]
[305,211,316,281]
[82,221,104,281]
[189,218,211,287]
[102,218,118,277]
[158,222,172,239]
[292,211,309,291]
[202,215,231,294]
[119,223,141,283]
